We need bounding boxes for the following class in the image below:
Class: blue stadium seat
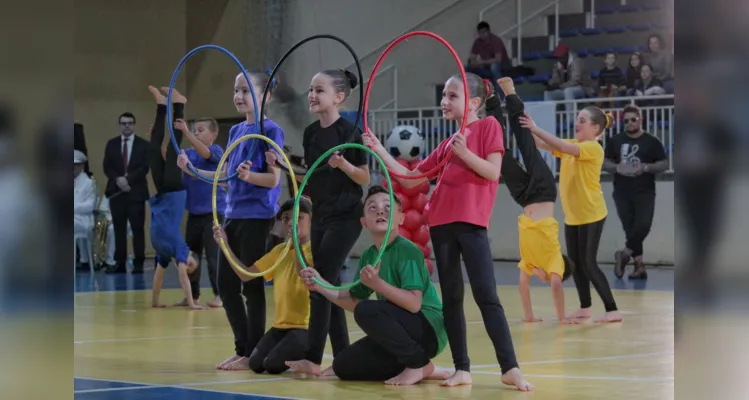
[541,50,556,59]
[616,4,641,12]
[602,25,628,34]
[527,73,551,84]
[513,76,525,84]
[525,96,544,102]
[596,6,617,14]
[614,46,640,54]
[580,28,602,36]
[560,28,580,37]
[576,49,590,58]
[522,52,542,61]
[628,24,651,32]
[590,70,601,79]
[591,47,614,56]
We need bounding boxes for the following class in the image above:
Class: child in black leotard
[145,86,201,309]
[488,78,576,324]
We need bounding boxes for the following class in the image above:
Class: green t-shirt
[350,236,447,356]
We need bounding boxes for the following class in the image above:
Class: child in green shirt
[294,186,449,385]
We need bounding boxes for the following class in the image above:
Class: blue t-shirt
[183,145,227,215]
[224,119,284,219]
[149,190,190,267]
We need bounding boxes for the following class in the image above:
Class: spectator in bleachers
[625,53,644,93]
[596,52,627,107]
[543,43,594,111]
[465,21,511,95]
[645,34,673,82]
[633,65,665,107]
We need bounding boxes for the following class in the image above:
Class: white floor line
[471,370,674,382]
[74,376,308,398]
[471,351,673,369]
[74,386,161,394]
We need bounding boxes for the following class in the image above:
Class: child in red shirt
[363,72,532,392]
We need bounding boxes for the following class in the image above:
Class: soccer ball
[385,125,424,161]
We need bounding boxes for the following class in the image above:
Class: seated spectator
[633,64,665,108]
[544,43,594,111]
[74,150,96,269]
[645,34,674,94]
[465,21,511,96]
[597,52,626,107]
[625,53,644,92]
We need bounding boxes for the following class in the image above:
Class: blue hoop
[166,44,261,183]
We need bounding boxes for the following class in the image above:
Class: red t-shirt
[416,117,505,228]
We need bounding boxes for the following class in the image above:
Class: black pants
[218,217,274,357]
[186,213,222,299]
[110,195,146,269]
[305,217,362,364]
[249,328,308,375]
[148,104,184,194]
[565,218,618,312]
[430,222,518,374]
[613,192,655,257]
[332,301,438,381]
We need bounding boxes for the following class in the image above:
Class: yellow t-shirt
[553,140,608,225]
[254,242,313,329]
[517,215,565,280]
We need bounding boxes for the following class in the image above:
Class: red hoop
[363,31,469,180]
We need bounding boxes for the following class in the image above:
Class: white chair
[74,230,95,275]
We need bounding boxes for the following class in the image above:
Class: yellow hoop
[212,134,299,278]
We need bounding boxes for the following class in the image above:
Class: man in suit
[102,112,150,274]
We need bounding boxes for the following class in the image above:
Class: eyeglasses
[120,121,135,126]
[624,117,639,123]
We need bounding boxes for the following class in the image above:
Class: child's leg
[161,101,185,192]
[202,214,222,301]
[353,300,439,385]
[261,329,308,375]
[151,260,168,307]
[238,219,274,355]
[248,328,285,374]
[518,270,538,322]
[504,92,556,184]
[578,219,622,323]
[215,220,247,369]
[566,224,592,317]
[148,102,168,193]
[184,214,204,301]
[429,225,469,374]
[332,336,404,381]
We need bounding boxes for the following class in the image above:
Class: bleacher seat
[580,28,602,36]
[591,47,614,56]
[576,49,590,58]
[628,23,651,32]
[527,73,551,84]
[614,45,640,54]
[523,52,542,61]
[513,76,526,85]
[616,4,641,12]
[541,50,556,59]
[602,25,628,34]
[590,70,601,79]
[560,28,580,37]
[596,7,617,15]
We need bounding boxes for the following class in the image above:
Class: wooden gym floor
[74,261,674,399]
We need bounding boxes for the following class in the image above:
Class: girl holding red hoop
[285,68,371,376]
[363,72,532,391]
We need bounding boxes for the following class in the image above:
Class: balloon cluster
[381,159,434,276]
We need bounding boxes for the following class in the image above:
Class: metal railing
[367,95,675,175]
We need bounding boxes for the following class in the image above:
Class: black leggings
[305,218,362,364]
[565,218,618,312]
[430,222,518,374]
[332,301,438,381]
[249,328,308,375]
[613,192,655,258]
[148,104,184,194]
[217,217,274,357]
[186,213,222,299]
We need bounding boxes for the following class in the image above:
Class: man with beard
[603,105,669,279]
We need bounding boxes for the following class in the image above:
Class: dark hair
[629,52,644,67]
[477,21,490,31]
[194,118,219,133]
[449,72,493,109]
[320,69,359,100]
[278,196,312,217]
[640,63,653,73]
[363,185,402,213]
[647,34,664,51]
[622,104,641,118]
[118,112,136,124]
[582,106,614,135]
[605,52,617,59]
[247,69,278,95]
[562,254,573,281]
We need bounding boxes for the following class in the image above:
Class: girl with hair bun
[520,106,622,324]
[285,68,370,376]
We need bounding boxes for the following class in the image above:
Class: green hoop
[292,143,395,290]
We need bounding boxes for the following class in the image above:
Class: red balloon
[403,209,422,231]
[413,225,430,245]
[425,259,434,275]
[399,193,412,211]
[381,175,401,193]
[419,244,431,259]
[400,228,413,241]
[420,209,429,225]
[412,192,428,212]
[401,180,430,197]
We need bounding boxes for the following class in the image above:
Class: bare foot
[160,87,187,104]
[559,318,583,325]
[223,356,250,371]
[567,308,592,319]
[207,297,223,308]
[148,85,167,105]
[440,370,472,387]
[425,366,453,381]
[523,316,543,323]
[216,355,241,370]
[501,367,534,392]
[173,298,188,307]
[285,360,321,376]
[594,311,623,323]
[497,77,515,95]
[385,364,433,386]
[319,366,336,378]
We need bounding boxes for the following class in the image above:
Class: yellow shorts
[517,215,565,280]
